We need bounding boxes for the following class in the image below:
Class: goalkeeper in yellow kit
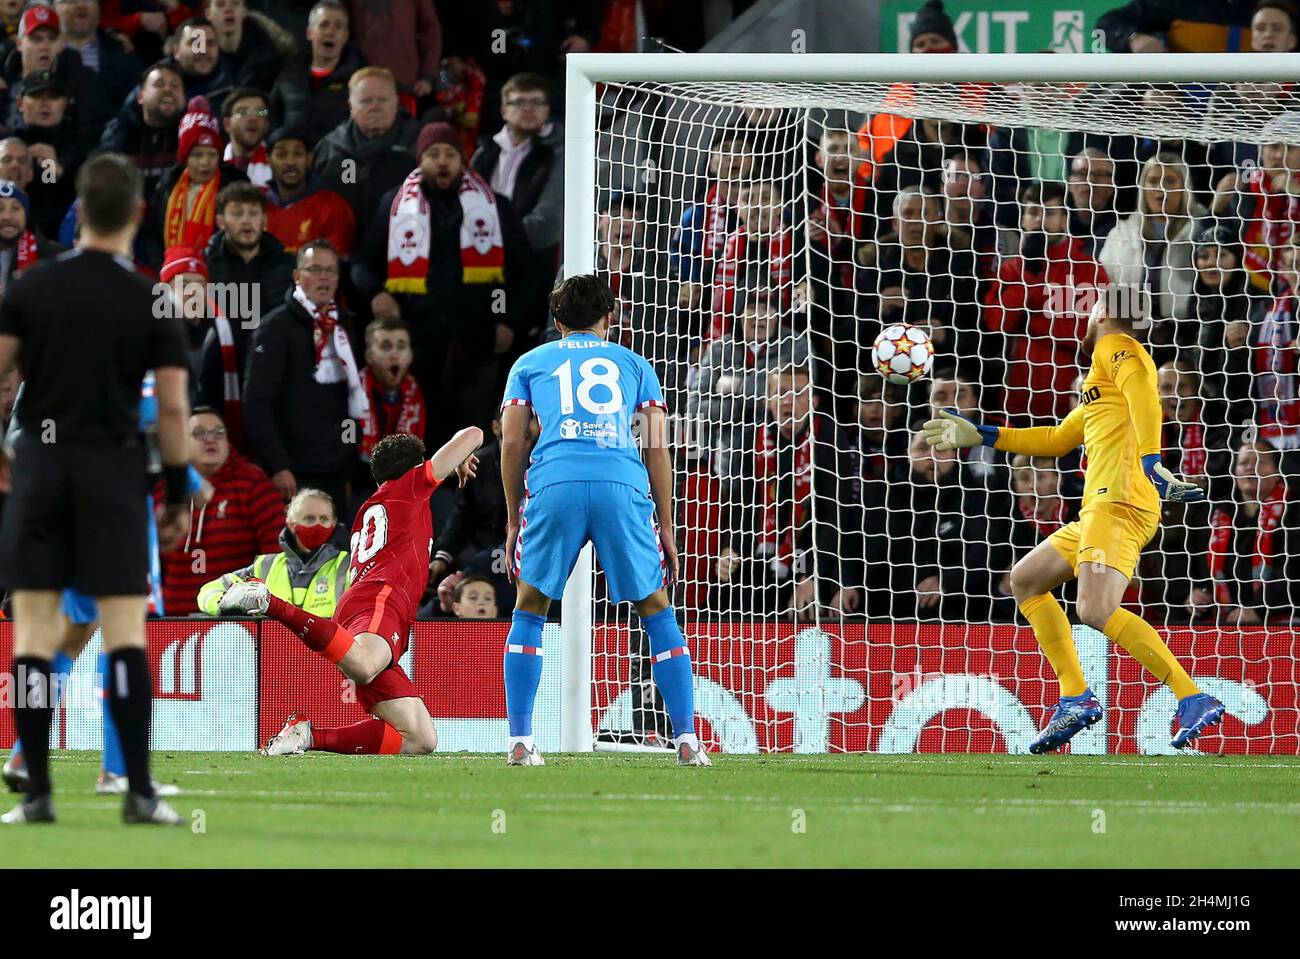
[923,302,1226,752]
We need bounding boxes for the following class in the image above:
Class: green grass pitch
[4,751,1298,868]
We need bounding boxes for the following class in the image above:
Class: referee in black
[0,153,193,825]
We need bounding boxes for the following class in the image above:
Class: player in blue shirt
[499,274,709,767]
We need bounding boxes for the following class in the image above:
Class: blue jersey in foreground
[502,332,666,494]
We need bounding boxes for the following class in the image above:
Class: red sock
[313,719,403,754]
[266,595,356,663]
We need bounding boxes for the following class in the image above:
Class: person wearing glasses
[220,86,273,187]
[470,72,561,356]
[157,406,284,616]
[244,238,368,514]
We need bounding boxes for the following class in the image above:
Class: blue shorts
[61,589,98,626]
[515,481,666,603]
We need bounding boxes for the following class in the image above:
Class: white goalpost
[559,52,1300,755]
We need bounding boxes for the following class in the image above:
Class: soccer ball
[872,323,934,385]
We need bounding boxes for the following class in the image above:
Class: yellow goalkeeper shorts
[1047,501,1160,580]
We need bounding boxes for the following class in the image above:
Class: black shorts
[0,435,150,596]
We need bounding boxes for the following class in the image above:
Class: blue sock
[11,651,74,761]
[99,652,125,777]
[504,611,546,738]
[642,607,696,739]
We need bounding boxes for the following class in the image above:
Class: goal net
[567,54,1300,755]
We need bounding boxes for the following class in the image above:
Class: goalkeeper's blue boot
[1028,690,1103,754]
[1171,693,1225,749]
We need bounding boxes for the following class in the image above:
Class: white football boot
[676,738,712,767]
[218,580,270,616]
[506,741,545,766]
[263,713,313,755]
[96,771,181,797]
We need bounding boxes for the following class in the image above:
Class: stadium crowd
[0,0,1294,628]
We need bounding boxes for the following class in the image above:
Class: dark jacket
[1195,494,1300,620]
[98,94,180,202]
[872,457,1009,621]
[0,231,64,291]
[311,114,421,224]
[11,120,79,239]
[163,54,236,108]
[242,285,359,476]
[139,161,249,269]
[352,174,501,367]
[269,44,366,149]
[69,30,146,109]
[432,438,506,568]
[1097,0,1258,52]
[196,229,296,411]
[221,15,285,93]
[720,412,863,602]
[470,131,562,251]
[2,46,113,163]
[204,227,296,305]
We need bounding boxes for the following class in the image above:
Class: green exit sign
[881,1,1112,53]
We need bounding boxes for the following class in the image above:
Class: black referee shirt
[0,248,188,443]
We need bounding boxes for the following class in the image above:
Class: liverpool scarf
[1018,494,1068,537]
[212,310,245,450]
[224,141,271,189]
[385,168,505,294]
[293,286,370,422]
[359,368,426,460]
[1208,482,1288,604]
[755,417,817,578]
[1256,294,1300,446]
[711,224,793,341]
[163,168,221,252]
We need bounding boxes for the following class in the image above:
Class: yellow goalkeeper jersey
[997,332,1161,515]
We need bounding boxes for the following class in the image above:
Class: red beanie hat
[177,96,223,165]
[160,245,209,283]
[416,121,462,160]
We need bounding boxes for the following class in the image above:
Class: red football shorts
[334,579,418,712]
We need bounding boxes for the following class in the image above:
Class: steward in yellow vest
[198,488,349,615]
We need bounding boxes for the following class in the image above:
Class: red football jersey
[347,460,441,613]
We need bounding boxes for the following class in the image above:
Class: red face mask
[291,522,335,552]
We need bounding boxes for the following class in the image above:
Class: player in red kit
[218,428,482,755]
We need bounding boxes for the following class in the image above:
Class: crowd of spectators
[664,0,1300,625]
[0,0,1296,628]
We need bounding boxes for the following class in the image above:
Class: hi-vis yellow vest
[198,549,348,617]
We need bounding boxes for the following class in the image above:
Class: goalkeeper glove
[1142,453,1205,502]
[921,408,1000,451]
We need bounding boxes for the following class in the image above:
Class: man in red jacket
[159,406,285,614]
[982,180,1108,424]
[263,125,356,254]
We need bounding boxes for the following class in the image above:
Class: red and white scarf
[211,308,246,450]
[15,230,37,273]
[1242,175,1300,290]
[755,417,817,578]
[1208,482,1289,605]
[293,286,369,421]
[1181,422,1206,477]
[711,224,793,340]
[700,183,730,259]
[1255,293,1300,448]
[1018,495,1067,538]
[359,368,426,460]
[384,168,505,294]
[224,142,271,189]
